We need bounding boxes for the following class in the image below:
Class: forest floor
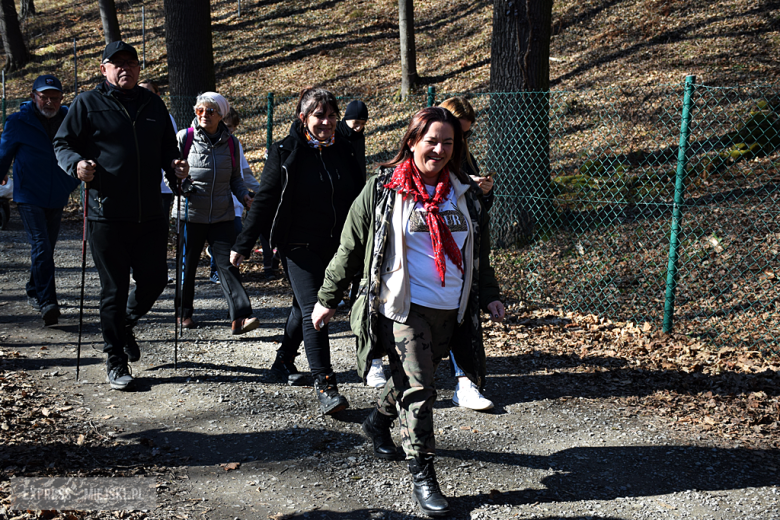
[4,0,779,99]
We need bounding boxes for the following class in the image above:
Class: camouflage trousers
[376,303,457,459]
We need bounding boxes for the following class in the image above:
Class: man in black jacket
[54,41,189,391]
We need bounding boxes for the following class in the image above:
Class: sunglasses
[195,107,218,116]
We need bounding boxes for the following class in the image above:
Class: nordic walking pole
[174,180,182,370]
[76,181,89,381]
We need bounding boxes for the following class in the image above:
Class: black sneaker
[314,373,349,415]
[124,327,141,363]
[270,352,307,386]
[107,364,134,391]
[41,303,60,326]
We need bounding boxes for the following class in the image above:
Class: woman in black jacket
[231,87,364,414]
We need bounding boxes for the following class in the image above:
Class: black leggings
[180,220,252,321]
[278,242,338,378]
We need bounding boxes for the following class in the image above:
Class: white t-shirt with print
[406,184,468,310]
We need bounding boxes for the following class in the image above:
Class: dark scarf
[385,157,463,286]
[33,105,65,142]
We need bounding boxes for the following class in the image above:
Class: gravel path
[1,215,779,520]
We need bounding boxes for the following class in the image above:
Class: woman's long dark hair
[381,107,465,182]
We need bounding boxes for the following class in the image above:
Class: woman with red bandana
[312,107,505,517]
[231,87,363,415]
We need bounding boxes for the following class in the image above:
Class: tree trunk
[163,0,216,129]
[99,0,122,44]
[20,0,35,20]
[0,0,29,71]
[399,0,418,100]
[487,0,553,246]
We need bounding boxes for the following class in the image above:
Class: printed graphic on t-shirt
[409,205,468,233]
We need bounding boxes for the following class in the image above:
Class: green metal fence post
[427,86,435,107]
[266,92,274,154]
[663,75,696,334]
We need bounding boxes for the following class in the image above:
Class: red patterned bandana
[385,157,464,286]
[303,127,335,149]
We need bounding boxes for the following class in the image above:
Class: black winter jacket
[461,151,494,210]
[335,120,366,178]
[54,81,180,222]
[233,121,364,256]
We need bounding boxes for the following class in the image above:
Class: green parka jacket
[317,169,501,389]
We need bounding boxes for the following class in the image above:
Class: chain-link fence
[2,80,778,356]
[465,79,779,358]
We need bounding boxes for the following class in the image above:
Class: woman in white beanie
[174,92,259,335]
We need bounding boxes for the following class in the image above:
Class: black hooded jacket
[233,121,364,256]
[54,81,180,222]
[335,120,366,178]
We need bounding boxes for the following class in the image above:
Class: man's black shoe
[41,303,60,326]
[107,364,134,391]
[124,326,141,363]
[409,455,449,517]
[362,407,401,460]
[270,351,306,386]
[313,373,349,415]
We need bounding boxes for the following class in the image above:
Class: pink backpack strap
[227,135,237,170]
[182,128,236,169]
[182,127,195,159]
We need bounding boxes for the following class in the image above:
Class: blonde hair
[439,96,476,173]
[440,96,475,124]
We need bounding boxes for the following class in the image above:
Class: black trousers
[88,219,168,369]
[279,242,338,378]
[180,220,252,322]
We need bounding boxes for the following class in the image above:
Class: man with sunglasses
[0,74,79,326]
[55,41,189,391]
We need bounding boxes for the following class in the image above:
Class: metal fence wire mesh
[2,80,777,356]
[467,80,779,358]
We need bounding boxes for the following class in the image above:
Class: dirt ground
[1,213,779,520]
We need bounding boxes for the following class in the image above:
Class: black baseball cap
[102,41,138,62]
[32,74,62,92]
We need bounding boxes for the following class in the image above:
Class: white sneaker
[366,358,387,388]
[453,379,494,410]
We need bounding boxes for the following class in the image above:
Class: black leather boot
[313,373,349,415]
[270,351,306,386]
[362,407,400,460]
[409,455,449,517]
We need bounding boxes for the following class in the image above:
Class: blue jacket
[0,101,78,208]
